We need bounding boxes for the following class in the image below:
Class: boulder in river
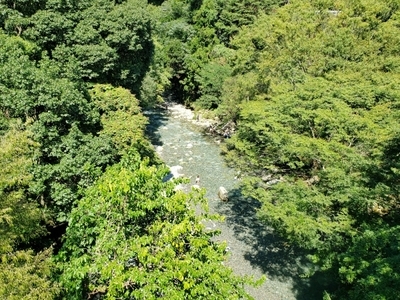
[169,165,184,178]
[218,186,229,202]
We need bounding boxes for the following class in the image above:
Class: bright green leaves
[218,0,400,298]
[0,249,60,300]
[338,226,400,300]
[0,122,59,299]
[0,121,43,252]
[247,177,356,251]
[58,152,252,299]
[194,0,284,46]
[90,84,149,155]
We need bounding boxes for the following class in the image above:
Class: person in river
[195,175,200,185]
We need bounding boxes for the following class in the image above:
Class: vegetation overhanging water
[146,107,327,300]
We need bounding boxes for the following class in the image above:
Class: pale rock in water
[218,186,229,202]
[169,165,184,178]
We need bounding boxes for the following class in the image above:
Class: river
[145,105,321,300]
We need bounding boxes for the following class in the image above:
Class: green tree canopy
[57,151,255,299]
[218,0,400,298]
[1,0,153,93]
[0,121,60,299]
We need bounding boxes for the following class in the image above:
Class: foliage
[0,1,157,245]
[0,33,116,222]
[0,249,60,300]
[57,151,254,299]
[218,0,400,298]
[0,121,42,253]
[139,32,173,107]
[215,0,285,45]
[195,61,232,109]
[149,0,283,105]
[1,0,153,93]
[90,84,149,155]
[0,121,60,299]
[338,226,400,300]
[0,31,158,227]
[0,1,177,298]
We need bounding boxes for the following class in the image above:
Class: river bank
[145,104,320,300]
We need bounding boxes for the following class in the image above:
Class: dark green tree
[1,0,153,93]
[195,61,232,109]
[0,32,116,222]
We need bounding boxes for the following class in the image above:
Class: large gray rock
[218,186,229,202]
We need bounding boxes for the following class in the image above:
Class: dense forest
[1,0,399,299]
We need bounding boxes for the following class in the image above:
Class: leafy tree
[219,0,400,298]
[138,35,173,107]
[150,0,284,106]
[0,248,60,300]
[0,0,46,17]
[90,84,151,155]
[215,0,285,45]
[57,151,255,299]
[195,61,232,109]
[338,226,400,300]
[0,121,42,253]
[0,121,60,299]
[0,32,116,223]
[1,0,153,93]
[25,9,74,53]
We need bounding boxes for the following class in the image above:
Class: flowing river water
[145,105,321,300]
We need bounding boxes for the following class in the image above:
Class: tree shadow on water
[144,109,169,147]
[214,188,334,300]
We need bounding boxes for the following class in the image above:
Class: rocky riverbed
[145,103,321,300]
